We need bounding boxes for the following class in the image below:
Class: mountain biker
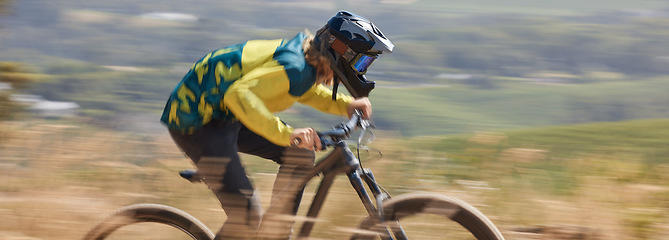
[160,10,393,239]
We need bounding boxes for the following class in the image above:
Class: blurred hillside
[1,0,669,135]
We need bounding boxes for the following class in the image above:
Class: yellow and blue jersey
[161,33,353,146]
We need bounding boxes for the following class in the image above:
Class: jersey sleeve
[223,63,296,146]
[298,84,353,117]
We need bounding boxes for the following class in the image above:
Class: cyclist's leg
[169,120,261,239]
[271,146,315,213]
[237,124,314,212]
[237,125,315,239]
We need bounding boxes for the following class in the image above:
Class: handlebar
[317,110,373,149]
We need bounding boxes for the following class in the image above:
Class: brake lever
[360,119,375,130]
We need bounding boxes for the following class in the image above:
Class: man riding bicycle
[160,10,393,239]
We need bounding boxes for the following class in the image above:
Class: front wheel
[82,203,215,240]
[352,193,505,240]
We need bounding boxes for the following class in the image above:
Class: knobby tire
[82,203,215,240]
[352,193,505,240]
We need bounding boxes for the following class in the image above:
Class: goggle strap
[318,30,356,61]
[331,39,348,56]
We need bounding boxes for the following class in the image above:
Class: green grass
[423,118,669,157]
[361,76,669,137]
[404,118,669,195]
[275,76,669,141]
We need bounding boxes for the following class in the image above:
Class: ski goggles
[350,54,377,74]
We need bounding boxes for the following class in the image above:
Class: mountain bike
[82,111,505,239]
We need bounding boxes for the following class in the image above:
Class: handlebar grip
[292,138,302,146]
[292,135,330,150]
[292,111,368,150]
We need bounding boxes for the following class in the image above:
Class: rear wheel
[351,193,505,240]
[82,204,215,240]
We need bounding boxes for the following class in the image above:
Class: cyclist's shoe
[179,169,203,182]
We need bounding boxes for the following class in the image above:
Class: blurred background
[1,0,669,239]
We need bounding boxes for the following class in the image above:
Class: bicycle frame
[271,139,398,238]
[87,111,503,240]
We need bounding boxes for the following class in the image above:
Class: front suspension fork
[349,167,398,239]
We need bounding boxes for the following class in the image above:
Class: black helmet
[316,10,394,99]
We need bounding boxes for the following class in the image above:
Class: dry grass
[1,120,668,239]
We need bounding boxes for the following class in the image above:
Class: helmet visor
[351,54,376,74]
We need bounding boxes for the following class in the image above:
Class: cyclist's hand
[347,97,372,120]
[290,127,321,151]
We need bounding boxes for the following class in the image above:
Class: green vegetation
[0,62,41,120]
[2,0,669,136]
[412,119,669,186]
[35,62,175,122]
[368,76,669,136]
